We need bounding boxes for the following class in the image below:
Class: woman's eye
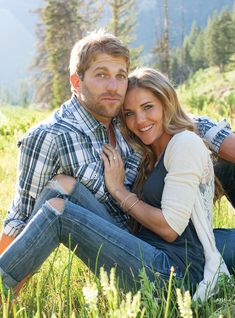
[144,104,153,110]
[124,111,134,117]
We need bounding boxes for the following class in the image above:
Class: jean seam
[5,209,59,274]
[62,212,173,280]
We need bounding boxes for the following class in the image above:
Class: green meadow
[0,65,235,317]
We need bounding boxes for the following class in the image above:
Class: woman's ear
[70,74,80,92]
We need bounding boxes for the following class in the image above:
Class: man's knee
[47,175,76,195]
[47,198,65,214]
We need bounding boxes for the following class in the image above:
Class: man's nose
[106,77,118,92]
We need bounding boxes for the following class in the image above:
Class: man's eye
[95,73,106,78]
[117,74,127,80]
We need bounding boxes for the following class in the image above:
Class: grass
[0,104,235,317]
[178,65,235,126]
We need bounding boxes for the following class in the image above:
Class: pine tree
[170,54,181,85]
[31,8,52,106]
[152,0,170,76]
[190,30,208,71]
[206,9,235,72]
[181,23,200,73]
[32,0,103,108]
[107,0,142,70]
[43,0,83,108]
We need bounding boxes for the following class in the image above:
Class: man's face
[74,53,128,125]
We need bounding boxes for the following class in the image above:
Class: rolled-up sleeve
[193,116,232,153]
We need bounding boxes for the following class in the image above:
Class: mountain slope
[178,65,235,126]
[0,0,234,92]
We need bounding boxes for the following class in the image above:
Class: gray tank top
[136,152,205,286]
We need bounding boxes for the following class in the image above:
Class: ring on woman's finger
[113,156,116,160]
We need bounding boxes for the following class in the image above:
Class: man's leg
[58,199,184,291]
[0,199,181,292]
[214,159,235,207]
[0,201,61,289]
[33,175,120,226]
[0,176,120,291]
[214,160,235,274]
[214,228,235,274]
[0,186,60,256]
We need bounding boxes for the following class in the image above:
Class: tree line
[32,0,235,108]
[160,6,235,85]
[32,0,141,108]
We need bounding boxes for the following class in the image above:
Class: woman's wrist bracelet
[126,198,140,213]
[120,193,137,210]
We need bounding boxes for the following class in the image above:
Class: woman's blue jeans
[0,182,177,291]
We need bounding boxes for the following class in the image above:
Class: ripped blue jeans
[0,180,234,293]
[0,181,177,292]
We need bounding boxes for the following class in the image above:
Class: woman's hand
[101,144,126,198]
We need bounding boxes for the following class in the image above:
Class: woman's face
[123,87,165,146]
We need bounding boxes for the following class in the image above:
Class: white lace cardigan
[161,130,230,301]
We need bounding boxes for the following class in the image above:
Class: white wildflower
[82,282,98,309]
[176,289,193,318]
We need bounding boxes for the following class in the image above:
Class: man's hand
[0,232,15,254]
[219,133,235,163]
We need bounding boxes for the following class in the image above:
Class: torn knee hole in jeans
[46,179,69,195]
[45,200,64,215]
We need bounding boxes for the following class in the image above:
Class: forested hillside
[0,0,234,105]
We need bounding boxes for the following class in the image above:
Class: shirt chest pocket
[63,160,104,189]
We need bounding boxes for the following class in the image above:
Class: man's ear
[70,74,81,92]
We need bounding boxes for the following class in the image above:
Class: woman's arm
[102,132,209,243]
[101,144,178,242]
[162,131,211,235]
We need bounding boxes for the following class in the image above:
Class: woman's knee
[47,198,65,214]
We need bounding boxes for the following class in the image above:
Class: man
[0,30,139,253]
[0,30,234,273]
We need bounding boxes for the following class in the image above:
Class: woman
[101,67,230,300]
[0,68,229,301]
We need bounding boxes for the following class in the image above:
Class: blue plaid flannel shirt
[4,95,142,237]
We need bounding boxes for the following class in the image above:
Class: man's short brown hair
[69,29,130,79]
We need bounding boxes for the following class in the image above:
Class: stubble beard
[78,86,123,120]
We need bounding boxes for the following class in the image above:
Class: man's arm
[218,133,235,163]
[2,129,60,242]
[193,116,234,160]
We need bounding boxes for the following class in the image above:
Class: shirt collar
[56,94,119,138]
[70,94,119,135]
